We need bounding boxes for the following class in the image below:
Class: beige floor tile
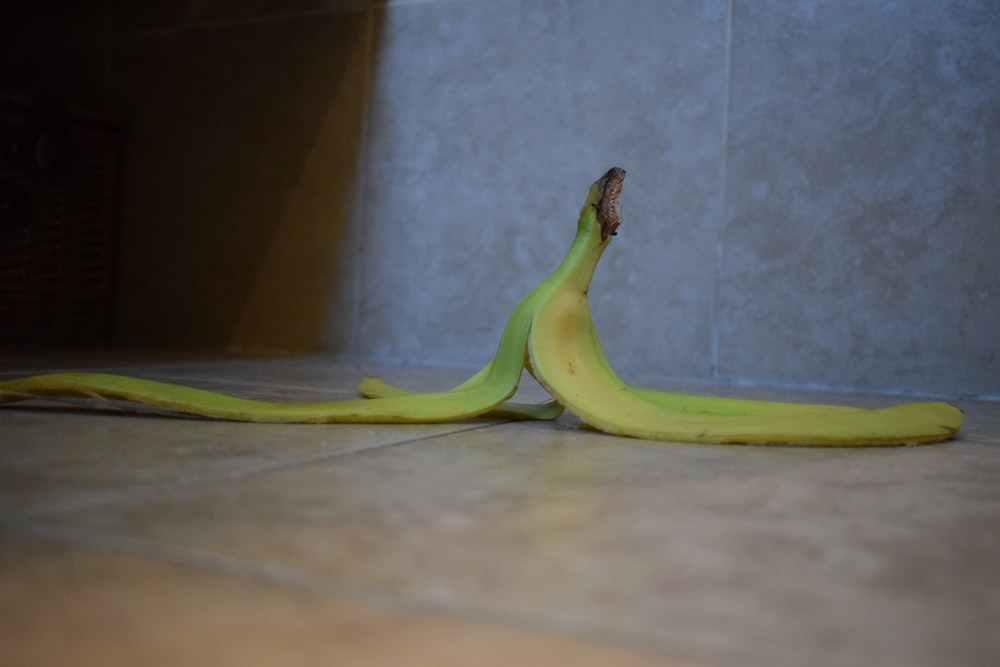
[0,358,555,515]
[0,532,675,667]
[0,405,495,515]
[39,417,1000,667]
[2,357,998,666]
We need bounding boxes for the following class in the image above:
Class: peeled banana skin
[0,284,538,424]
[523,169,962,445]
[357,371,564,421]
[0,168,963,445]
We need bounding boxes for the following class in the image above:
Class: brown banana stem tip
[596,167,625,242]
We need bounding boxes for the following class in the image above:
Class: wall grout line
[709,0,735,381]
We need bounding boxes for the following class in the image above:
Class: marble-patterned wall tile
[358,0,727,378]
[111,13,369,353]
[720,0,1000,394]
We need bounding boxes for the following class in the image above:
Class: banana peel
[0,168,963,445]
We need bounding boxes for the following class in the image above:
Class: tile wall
[1,0,997,397]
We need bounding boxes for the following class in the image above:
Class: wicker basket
[0,91,120,343]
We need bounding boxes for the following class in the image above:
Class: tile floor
[1,355,999,667]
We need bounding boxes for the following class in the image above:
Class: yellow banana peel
[0,168,963,445]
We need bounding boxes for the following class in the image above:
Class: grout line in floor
[26,420,517,518]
